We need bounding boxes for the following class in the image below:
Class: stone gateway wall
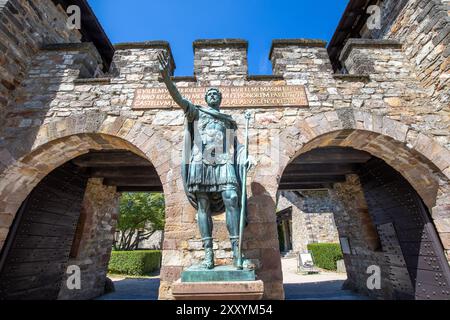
[374,0,450,110]
[0,0,82,127]
[330,175,392,299]
[58,178,120,300]
[277,191,339,254]
[0,0,449,300]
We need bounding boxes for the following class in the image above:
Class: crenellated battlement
[269,38,329,76]
[110,38,336,80]
[112,41,176,82]
[111,38,415,84]
[24,37,426,114]
[105,37,430,89]
[340,39,404,75]
[193,39,248,83]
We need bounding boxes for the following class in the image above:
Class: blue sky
[88,0,349,75]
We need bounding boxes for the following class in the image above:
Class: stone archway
[1,109,448,300]
[277,110,450,245]
[0,114,179,252]
[0,114,181,300]
[275,110,450,300]
[0,112,286,300]
[0,135,168,299]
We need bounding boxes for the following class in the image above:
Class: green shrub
[307,243,343,271]
[108,250,162,276]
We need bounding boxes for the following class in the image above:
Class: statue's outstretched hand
[157,52,171,80]
[245,156,257,172]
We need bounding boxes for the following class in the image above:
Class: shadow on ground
[284,280,370,300]
[97,259,370,300]
[97,277,370,300]
[97,278,160,300]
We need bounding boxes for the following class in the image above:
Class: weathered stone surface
[0,0,83,128]
[172,279,264,300]
[58,178,120,300]
[331,175,393,300]
[0,0,449,302]
[277,191,340,253]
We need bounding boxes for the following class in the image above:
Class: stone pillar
[112,41,175,82]
[245,182,285,300]
[157,136,231,300]
[277,191,340,254]
[158,186,189,300]
[58,178,120,300]
[159,180,285,300]
[330,175,393,299]
[159,183,241,299]
[193,39,248,85]
[432,182,450,266]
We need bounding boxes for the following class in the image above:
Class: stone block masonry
[193,39,248,84]
[1,35,449,299]
[330,175,393,300]
[0,0,449,300]
[374,0,450,109]
[0,0,83,128]
[277,191,339,254]
[58,178,120,300]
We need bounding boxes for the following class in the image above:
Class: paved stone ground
[96,275,160,300]
[282,258,370,300]
[97,258,369,300]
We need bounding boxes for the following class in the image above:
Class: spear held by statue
[237,111,252,270]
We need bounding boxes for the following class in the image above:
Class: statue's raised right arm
[158,52,190,113]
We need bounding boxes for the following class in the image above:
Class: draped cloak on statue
[181,103,248,220]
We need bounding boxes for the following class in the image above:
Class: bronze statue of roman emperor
[158,52,254,270]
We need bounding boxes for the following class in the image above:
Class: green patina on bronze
[158,52,256,276]
[181,265,256,283]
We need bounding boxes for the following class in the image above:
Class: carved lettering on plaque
[132,85,308,109]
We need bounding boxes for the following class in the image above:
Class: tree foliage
[114,193,165,251]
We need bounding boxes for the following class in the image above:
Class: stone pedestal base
[172,280,264,300]
[181,265,256,282]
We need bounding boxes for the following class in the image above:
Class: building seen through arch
[0,0,449,300]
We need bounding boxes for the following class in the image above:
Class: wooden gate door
[0,163,88,300]
[360,159,450,300]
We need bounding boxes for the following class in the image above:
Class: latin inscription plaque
[132,85,308,109]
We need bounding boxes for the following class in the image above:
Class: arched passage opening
[0,134,165,300]
[277,130,450,300]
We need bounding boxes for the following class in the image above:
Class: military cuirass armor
[192,111,235,165]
